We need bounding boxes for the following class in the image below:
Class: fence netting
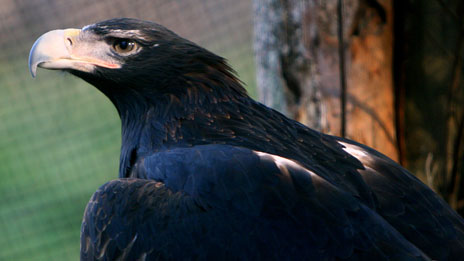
[0,0,255,260]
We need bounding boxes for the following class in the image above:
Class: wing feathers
[81,145,430,260]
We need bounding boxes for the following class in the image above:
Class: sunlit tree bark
[253,0,398,161]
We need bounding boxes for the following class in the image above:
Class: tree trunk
[253,0,325,130]
[253,0,398,161]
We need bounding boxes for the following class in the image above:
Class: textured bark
[253,0,398,161]
[253,0,289,116]
[345,0,397,161]
[253,0,325,130]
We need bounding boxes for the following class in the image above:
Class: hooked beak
[28,28,120,78]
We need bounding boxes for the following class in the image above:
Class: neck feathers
[114,63,249,177]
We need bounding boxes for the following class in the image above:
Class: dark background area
[396,0,464,209]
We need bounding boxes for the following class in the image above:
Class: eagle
[29,18,464,260]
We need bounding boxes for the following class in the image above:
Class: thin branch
[393,0,407,165]
[445,1,464,202]
[337,0,347,138]
[449,107,464,207]
[445,28,464,117]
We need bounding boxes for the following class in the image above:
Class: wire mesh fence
[0,0,255,260]
[1,0,463,260]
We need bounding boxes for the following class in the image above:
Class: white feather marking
[108,29,142,35]
[254,151,315,178]
[81,24,94,31]
[337,141,369,162]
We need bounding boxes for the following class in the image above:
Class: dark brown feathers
[32,18,464,260]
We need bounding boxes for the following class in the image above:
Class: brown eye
[113,39,136,53]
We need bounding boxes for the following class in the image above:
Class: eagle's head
[29,18,246,111]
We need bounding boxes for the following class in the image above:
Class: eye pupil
[119,40,128,49]
[113,39,136,53]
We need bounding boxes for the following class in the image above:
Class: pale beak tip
[28,29,70,78]
[28,37,41,78]
[29,62,37,78]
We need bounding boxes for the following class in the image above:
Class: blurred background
[0,0,255,260]
[0,0,462,260]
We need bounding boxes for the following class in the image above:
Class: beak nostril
[66,37,73,47]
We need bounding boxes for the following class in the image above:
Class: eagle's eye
[113,39,136,54]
